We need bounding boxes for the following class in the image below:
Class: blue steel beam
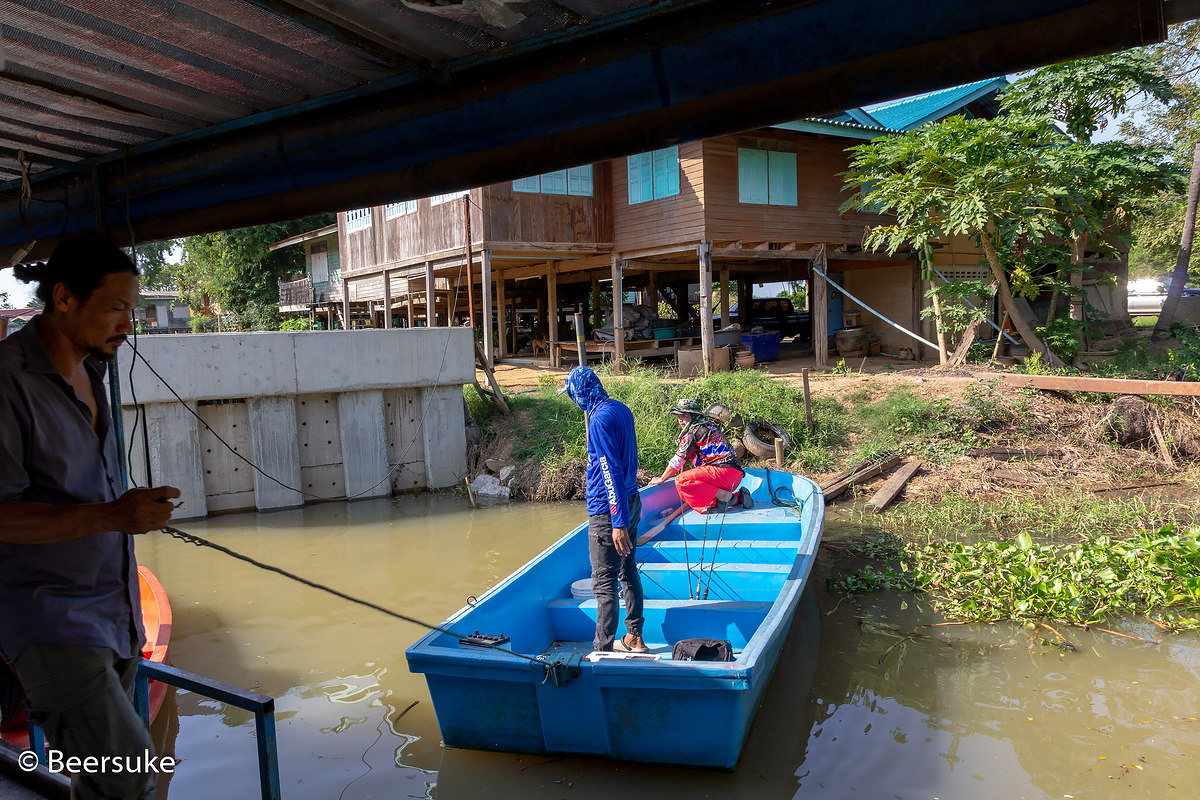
[0,0,1165,262]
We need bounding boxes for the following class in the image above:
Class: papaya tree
[842,115,1083,368]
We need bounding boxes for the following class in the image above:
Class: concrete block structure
[118,328,473,519]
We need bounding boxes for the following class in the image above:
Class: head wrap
[559,366,610,414]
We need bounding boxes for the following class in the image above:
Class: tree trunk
[1068,230,1089,352]
[977,232,1065,369]
[930,289,948,365]
[1155,141,1200,339]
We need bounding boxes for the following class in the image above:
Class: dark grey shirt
[0,317,143,661]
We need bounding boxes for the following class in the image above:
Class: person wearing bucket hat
[559,366,647,654]
[649,398,753,514]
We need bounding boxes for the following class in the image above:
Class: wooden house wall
[340,211,377,273]
[701,134,888,247]
[612,141,706,253]
[481,162,611,244]
[379,190,484,266]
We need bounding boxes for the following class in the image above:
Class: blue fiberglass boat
[405,467,824,769]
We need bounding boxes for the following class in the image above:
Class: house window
[737,148,797,206]
[310,241,329,284]
[627,146,680,205]
[431,189,470,206]
[384,200,418,219]
[345,208,372,233]
[513,165,593,196]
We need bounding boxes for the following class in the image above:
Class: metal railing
[25,660,281,800]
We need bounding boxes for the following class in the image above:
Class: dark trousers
[13,644,156,800]
[588,492,645,651]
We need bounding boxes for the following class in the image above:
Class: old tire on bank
[743,421,792,460]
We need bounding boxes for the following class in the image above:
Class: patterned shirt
[668,419,741,473]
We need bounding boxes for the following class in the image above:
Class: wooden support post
[424,261,436,327]
[341,288,352,331]
[802,367,813,434]
[812,246,828,368]
[720,267,731,328]
[774,437,784,468]
[382,270,393,329]
[699,241,714,376]
[647,271,658,315]
[481,249,494,366]
[741,276,753,326]
[405,295,414,328]
[547,261,559,368]
[463,196,475,329]
[496,266,508,358]
[612,254,625,371]
[591,273,602,331]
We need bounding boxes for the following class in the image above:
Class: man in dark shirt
[559,366,647,653]
[0,233,179,800]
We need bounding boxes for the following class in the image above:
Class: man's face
[57,272,138,362]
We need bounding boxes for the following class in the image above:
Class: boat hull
[407,467,824,768]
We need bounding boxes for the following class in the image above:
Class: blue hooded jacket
[562,367,639,528]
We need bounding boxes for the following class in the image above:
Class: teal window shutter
[542,169,568,195]
[567,165,593,196]
[768,151,797,206]
[513,176,540,193]
[652,146,680,199]
[738,148,769,204]
[628,153,653,204]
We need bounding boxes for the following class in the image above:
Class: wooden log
[474,342,510,415]
[1000,374,1200,397]
[1151,420,1177,469]
[802,368,813,434]
[866,460,921,513]
[822,453,902,502]
[967,446,1059,460]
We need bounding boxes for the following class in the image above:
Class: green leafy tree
[842,115,1082,367]
[1001,49,1174,142]
[174,216,332,331]
[0,291,10,309]
[129,240,180,289]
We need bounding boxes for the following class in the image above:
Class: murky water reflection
[136,497,1200,800]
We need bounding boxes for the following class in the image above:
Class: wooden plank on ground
[819,456,877,491]
[823,453,902,503]
[967,446,1059,460]
[866,460,921,514]
[1000,374,1200,397]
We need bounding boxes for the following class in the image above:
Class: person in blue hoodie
[559,366,647,653]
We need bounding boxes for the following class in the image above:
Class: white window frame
[431,189,470,206]
[384,200,418,219]
[345,207,372,233]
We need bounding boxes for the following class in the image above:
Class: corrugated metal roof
[0,0,665,183]
[864,77,1008,131]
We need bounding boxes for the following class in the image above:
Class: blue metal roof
[862,77,1009,131]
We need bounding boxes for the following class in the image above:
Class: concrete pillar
[496,268,508,358]
[146,402,207,519]
[425,261,436,327]
[720,267,731,328]
[383,271,393,328]
[611,254,625,370]
[481,250,494,365]
[699,241,714,375]
[337,390,389,499]
[420,385,468,488]
[248,396,304,510]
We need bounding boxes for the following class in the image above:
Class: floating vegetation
[836,526,1200,632]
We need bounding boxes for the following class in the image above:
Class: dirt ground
[471,338,1200,512]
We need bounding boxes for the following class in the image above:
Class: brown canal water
[135,498,1200,800]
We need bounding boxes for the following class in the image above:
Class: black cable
[158,523,548,667]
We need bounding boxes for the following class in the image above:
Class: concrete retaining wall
[118,329,473,519]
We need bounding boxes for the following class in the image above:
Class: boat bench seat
[640,540,803,565]
[638,562,790,602]
[546,597,772,649]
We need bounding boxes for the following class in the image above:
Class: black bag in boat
[671,638,733,662]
